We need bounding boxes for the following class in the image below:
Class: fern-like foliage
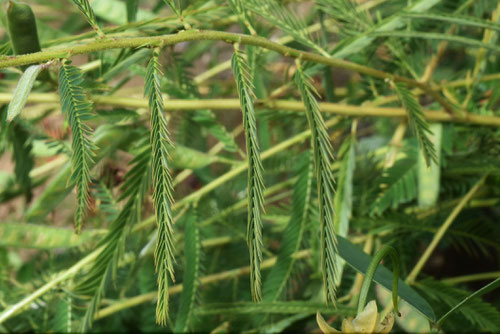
[69,0,104,38]
[75,141,151,331]
[262,151,314,301]
[232,49,265,303]
[174,209,202,332]
[7,122,33,202]
[146,50,176,325]
[370,157,418,216]
[417,278,500,332]
[58,61,96,234]
[294,63,338,304]
[392,83,438,167]
[243,0,329,57]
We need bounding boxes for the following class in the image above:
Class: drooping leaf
[262,151,314,301]
[392,82,437,166]
[174,209,202,332]
[295,63,338,304]
[58,61,96,234]
[232,49,266,303]
[146,49,177,324]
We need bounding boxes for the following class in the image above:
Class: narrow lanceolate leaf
[174,210,202,332]
[392,82,438,167]
[7,64,44,122]
[69,0,104,37]
[333,136,356,285]
[294,64,337,304]
[263,152,314,301]
[58,61,95,234]
[146,50,176,324]
[232,49,265,303]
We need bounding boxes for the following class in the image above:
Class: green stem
[442,272,500,285]
[406,174,488,284]
[2,94,499,127]
[437,277,500,327]
[0,30,451,111]
[357,245,400,316]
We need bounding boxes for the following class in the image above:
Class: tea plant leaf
[392,82,438,166]
[58,61,96,234]
[294,62,338,304]
[232,48,265,303]
[7,64,44,122]
[262,151,314,301]
[370,157,418,216]
[174,209,202,332]
[69,0,104,38]
[146,49,176,324]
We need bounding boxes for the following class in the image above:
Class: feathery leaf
[69,0,104,38]
[392,82,438,166]
[243,0,329,57]
[232,49,265,303]
[58,61,95,234]
[174,209,202,332]
[370,157,418,216]
[294,63,338,304]
[146,50,177,324]
[263,151,314,302]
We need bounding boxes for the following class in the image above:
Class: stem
[94,250,312,320]
[357,245,400,316]
[406,174,488,284]
[442,272,500,285]
[0,246,103,324]
[2,94,499,127]
[0,30,451,111]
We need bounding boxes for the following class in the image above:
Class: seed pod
[7,0,42,56]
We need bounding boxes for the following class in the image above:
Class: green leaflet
[58,61,96,234]
[418,123,442,208]
[393,82,437,166]
[295,63,338,304]
[7,121,34,202]
[370,157,418,216]
[337,235,435,321]
[330,0,441,59]
[174,209,201,332]
[243,0,329,57]
[7,64,44,122]
[70,0,104,37]
[146,50,176,325]
[333,136,356,285]
[262,152,313,302]
[232,49,265,303]
[0,223,104,249]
